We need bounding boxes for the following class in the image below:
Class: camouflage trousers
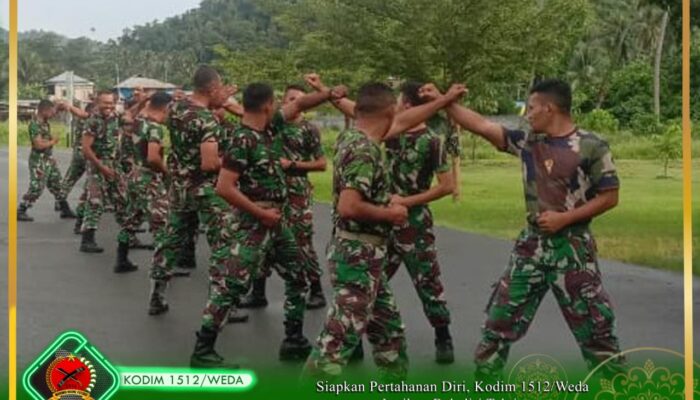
[231,206,308,323]
[59,148,86,200]
[256,193,322,285]
[126,167,168,246]
[474,226,623,378]
[305,236,408,381]
[81,162,140,244]
[386,206,450,327]
[150,186,239,331]
[21,151,65,206]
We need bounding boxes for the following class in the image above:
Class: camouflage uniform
[61,116,89,220]
[129,117,169,250]
[20,119,65,206]
[149,100,238,330]
[305,129,407,381]
[80,112,138,244]
[221,110,308,325]
[384,128,451,328]
[474,128,624,379]
[259,119,324,286]
[427,113,461,160]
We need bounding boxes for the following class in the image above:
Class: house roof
[45,71,93,85]
[115,76,176,90]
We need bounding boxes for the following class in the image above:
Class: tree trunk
[653,10,669,120]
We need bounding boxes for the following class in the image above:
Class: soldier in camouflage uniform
[57,101,94,232]
[79,90,140,274]
[216,82,337,361]
[17,100,75,221]
[444,79,625,380]
[238,84,328,312]
[383,81,457,364]
[303,81,465,380]
[144,66,239,369]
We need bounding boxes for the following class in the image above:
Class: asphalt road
[2,148,694,381]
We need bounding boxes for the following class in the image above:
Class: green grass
[312,158,698,273]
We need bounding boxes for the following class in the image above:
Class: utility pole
[66,71,74,147]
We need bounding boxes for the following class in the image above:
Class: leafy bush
[654,122,682,178]
[577,109,619,135]
[604,61,654,126]
[629,113,664,136]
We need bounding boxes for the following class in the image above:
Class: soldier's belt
[255,201,285,209]
[335,229,387,246]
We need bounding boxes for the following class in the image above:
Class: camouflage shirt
[167,99,223,191]
[222,110,288,202]
[333,128,390,237]
[501,128,620,226]
[83,112,122,161]
[385,127,450,197]
[279,118,324,196]
[427,113,461,158]
[133,117,166,169]
[70,116,88,152]
[28,118,53,155]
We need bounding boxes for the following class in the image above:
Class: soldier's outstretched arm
[446,102,505,150]
[385,84,466,140]
[57,101,90,119]
[222,99,244,117]
[282,88,335,122]
[304,73,356,119]
[392,169,454,208]
[200,139,221,172]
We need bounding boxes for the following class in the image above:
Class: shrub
[577,109,619,135]
[629,113,664,136]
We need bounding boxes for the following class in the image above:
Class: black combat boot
[114,241,138,273]
[435,325,454,364]
[239,278,268,308]
[190,328,239,369]
[178,239,197,269]
[306,280,327,310]
[17,203,33,222]
[80,229,104,253]
[73,215,83,235]
[279,320,312,361]
[58,200,77,219]
[349,341,364,363]
[148,280,169,315]
[227,307,249,324]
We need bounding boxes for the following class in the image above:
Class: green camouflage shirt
[167,99,222,191]
[501,128,620,226]
[222,110,288,202]
[28,118,53,155]
[133,117,166,169]
[280,118,324,196]
[385,127,449,197]
[427,113,461,158]
[70,116,88,152]
[83,112,121,161]
[332,128,390,237]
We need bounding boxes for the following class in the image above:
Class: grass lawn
[312,158,698,273]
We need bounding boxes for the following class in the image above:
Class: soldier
[216,82,339,361]
[384,81,456,364]
[145,66,239,369]
[57,101,94,233]
[238,84,328,312]
[302,82,465,380]
[18,99,75,221]
[79,90,139,274]
[442,79,625,380]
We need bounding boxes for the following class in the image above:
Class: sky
[2,0,202,41]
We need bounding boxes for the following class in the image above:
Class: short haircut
[96,90,114,100]
[37,99,54,111]
[530,79,572,113]
[285,84,307,95]
[193,65,221,92]
[243,83,274,112]
[150,91,172,109]
[399,81,426,107]
[355,82,396,116]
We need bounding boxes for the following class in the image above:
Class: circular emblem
[45,353,96,398]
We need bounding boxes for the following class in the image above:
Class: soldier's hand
[304,73,324,91]
[386,203,408,226]
[537,211,570,234]
[419,83,442,101]
[280,158,293,170]
[390,194,409,207]
[330,85,348,100]
[260,208,282,227]
[445,84,468,102]
[101,167,117,180]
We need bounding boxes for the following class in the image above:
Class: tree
[654,122,681,178]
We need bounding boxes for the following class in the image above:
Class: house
[114,75,177,101]
[44,71,94,105]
